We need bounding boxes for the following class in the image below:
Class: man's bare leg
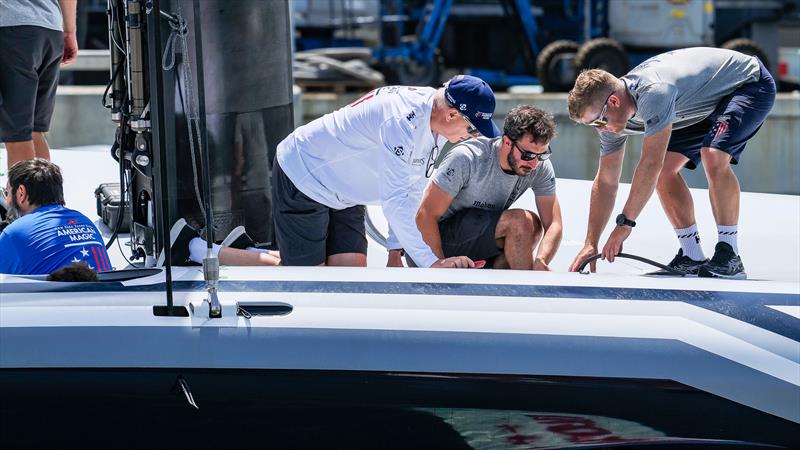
[494,209,541,270]
[326,252,367,267]
[4,133,51,171]
[696,147,745,278]
[492,252,509,269]
[217,247,280,266]
[32,132,51,161]
[5,140,35,170]
[701,147,739,226]
[656,151,696,228]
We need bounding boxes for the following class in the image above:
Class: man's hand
[386,249,404,267]
[533,258,551,271]
[62,32,78,65]
[601,225,632,263]
[569,243,598,272]
[431,256,476,268]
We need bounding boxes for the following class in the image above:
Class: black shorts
[271,160,367,266]
[0,26,64,142]
[667,59,776,170]
[439,208,503,262]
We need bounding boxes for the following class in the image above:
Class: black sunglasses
[512,140,552,161]
[425,144,440,178]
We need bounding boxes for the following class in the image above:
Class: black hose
[577,253,685,276]
[105,139,126,249]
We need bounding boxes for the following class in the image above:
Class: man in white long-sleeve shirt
[273,75,500,267]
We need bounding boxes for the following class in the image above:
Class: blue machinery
[293,0,794,90]
[372,0,600,87]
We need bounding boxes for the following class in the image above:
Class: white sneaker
[156,219,200,266]
[220,225,255,249]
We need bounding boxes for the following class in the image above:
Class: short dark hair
[8,158,65,207]
[503,105,557,145]
[47,262,98,282]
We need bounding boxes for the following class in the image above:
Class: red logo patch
[67,219,78,224]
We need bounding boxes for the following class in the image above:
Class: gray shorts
[439,208,503,262]
[271,160,367,266]
[0,26,64,142]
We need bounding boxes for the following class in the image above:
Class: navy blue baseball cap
[444,75,501,138]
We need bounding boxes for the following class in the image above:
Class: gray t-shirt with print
[0,0,63,31]
[599,47,761,155]
[432,136,556,221]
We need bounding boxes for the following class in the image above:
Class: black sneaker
[699,242,747,280]
[220,225,255,249]
[156,219,200,266]
[649,249,708,276]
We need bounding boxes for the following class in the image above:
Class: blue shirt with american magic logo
[0,204,112,275]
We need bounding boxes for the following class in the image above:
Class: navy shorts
[439,208,503,262]
[667,60,776,170]
[0,26,64,142]
[271,160,367,266]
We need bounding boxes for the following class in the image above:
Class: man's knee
[659,152,688,181]
[701,147,732,176]
[499,209,541,238]
[326,252,367,267]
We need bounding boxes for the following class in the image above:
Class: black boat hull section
[1,368,797,449]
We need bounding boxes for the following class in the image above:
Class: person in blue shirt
[0,158,111,274]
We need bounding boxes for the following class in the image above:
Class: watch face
[616,214,625,226]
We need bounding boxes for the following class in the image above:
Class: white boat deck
[20,145,796,287]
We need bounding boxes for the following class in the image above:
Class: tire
[383,56,442,86]
[536,40,580,92]
[720,38,770,69]
[575,38,629,77]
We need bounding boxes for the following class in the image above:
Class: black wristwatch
[615,213,636,228]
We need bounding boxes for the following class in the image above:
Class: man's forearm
[622,159,662,220]
[416,212,444,259]
[59,0,77,33]
[535,222,562,264]
[585,177,618,246]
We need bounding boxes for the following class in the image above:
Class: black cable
[105,137,127,249]
[101,61,124,108]
[115,169,136,266]
[577,253,685,276]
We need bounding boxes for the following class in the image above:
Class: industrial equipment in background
[293,0,800,91]
[103,0,294,265]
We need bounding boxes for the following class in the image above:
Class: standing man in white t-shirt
[273,75,500,268]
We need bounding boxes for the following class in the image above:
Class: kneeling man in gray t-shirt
[416,105,563,270]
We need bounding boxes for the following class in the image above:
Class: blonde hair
[567,69,619,122]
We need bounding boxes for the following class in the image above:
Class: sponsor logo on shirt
[446,168,456,177]
[472,200,496,209]
[394,146,405,157]
[412,157,426,166]
[56,224,99,242]
[67,219,78,224]
[645,116,660,126]
[379,86,401,95]
[406,111,416,122]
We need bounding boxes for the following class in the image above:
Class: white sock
[717,224,738,254]
[675,224,705,261]
[189,237,221,263]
